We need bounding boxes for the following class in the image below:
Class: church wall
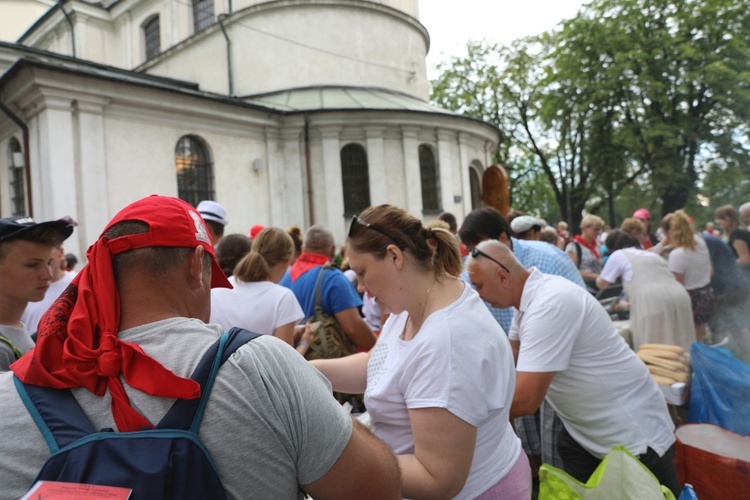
[145,0,429,99]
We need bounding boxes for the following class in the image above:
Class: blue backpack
[14,327,260,499]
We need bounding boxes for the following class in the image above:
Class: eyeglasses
[471,247,510,273]
[349,215,399,244]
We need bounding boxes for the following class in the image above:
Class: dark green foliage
[431,0,750,229]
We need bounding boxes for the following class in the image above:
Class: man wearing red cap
[633,208,660,249]
[0,195,399,498]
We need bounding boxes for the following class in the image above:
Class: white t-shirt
[565,241,602,274]
[21,271,75,335]
[210,277,304,336]
[0,324,35,372]
[668,235,712,290]
[600,247,663,283]
[0,318,351,499]
[366,283,522,499]
[509,269,675,458]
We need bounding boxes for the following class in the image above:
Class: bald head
[740,202,750,226]
[303,225,335,257]
[467,240,528,310]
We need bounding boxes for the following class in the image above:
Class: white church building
[0,0,500,257]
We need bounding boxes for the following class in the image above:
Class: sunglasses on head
[349,215,399,244]
[471,247,510,273]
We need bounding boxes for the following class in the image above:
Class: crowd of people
[0,194,748,498]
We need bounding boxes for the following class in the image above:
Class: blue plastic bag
[678,484,698,500]
[688,343,750,435]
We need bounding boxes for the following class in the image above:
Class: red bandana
[574,235,600,259]
[11,195,231,433]
[290,252,330,281]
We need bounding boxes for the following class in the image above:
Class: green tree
[539,0,750,216]
[431,0,750,226]
[432,38,620,231]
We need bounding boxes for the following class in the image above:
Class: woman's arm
[398,408,477,499]
[596,276,612,290]
[273,322,296,347]
[672,272,685,285]
[310,351,371,394]
[580,269,599,281]
[734,239,750,266]
[566,250,578,267]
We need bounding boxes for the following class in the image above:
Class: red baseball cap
[249,224,265,240]
[633,208,651,221]
[103,195,231,288]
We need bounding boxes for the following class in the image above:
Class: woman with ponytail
[311,205,529,499]
[211,227,310,351]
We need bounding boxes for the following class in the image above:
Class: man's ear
[495,264,509,285]
[499,233,510,245]
[188,246,206,289]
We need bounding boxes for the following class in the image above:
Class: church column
[437,129,456,214]
[119,13,133,69]
[32,96,78,222]
[264,128,285,227]
[458,132,473,217]
[320,126,345,239]
[365,126,387,206]
[73,97,111,254]
[280,127,306,227]
[401,126,422,218]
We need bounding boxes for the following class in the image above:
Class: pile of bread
[636,344,690,386]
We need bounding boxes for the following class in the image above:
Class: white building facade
[0,0,499,257]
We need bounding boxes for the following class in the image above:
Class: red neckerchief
[290,252,330,282]
[11,237,200,433]
[574,235,600,259]
[640,238,654,250]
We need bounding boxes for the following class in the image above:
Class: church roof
[242,86,456,115]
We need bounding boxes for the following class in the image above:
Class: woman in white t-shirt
[211,227,310,353]
[311,205,529,500]
[597,231,695,350]
[663,211,714,343]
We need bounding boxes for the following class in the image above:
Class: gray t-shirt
[0,324,35,372]
[0,317,352,499]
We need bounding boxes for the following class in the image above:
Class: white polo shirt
[509,268,675,458]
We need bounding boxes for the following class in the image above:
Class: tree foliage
[431,0,750,228]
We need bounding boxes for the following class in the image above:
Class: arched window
[469,165,482,210]
[419,144,441,213]
[193,0,215,33]
[144,16,161,61]
[175,135,214,207]
[341,143,370,216]
[8,138,25,216]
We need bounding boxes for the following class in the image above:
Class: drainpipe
[0,101,34,217]
[217,14,233,96]
[304,112,314,225]
[59,0,76,58]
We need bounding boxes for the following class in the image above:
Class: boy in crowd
[0,216,75,370]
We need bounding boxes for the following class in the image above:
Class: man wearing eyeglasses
[467,240,680,496]
[458,207,586,472]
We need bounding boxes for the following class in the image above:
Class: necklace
[407,278,437,339]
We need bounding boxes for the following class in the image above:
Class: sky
[419,0,588,74]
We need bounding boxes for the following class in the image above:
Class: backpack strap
[0,335,24,360]
[157,327,260,433]
[574,241,582,269]
[313,265,329,317]
[14,376,96,452]
[14,327,261,452]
